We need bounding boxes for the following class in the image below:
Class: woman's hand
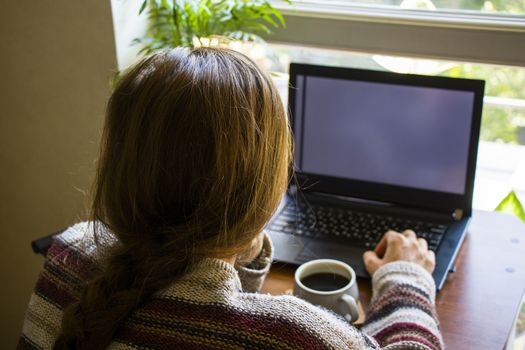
[236,231,265,266]
[363,230,435,276]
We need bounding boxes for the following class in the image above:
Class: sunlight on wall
[110,0,148,70]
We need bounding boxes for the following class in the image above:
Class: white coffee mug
[293,259,359,322]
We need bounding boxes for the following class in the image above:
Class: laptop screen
[293,74,476,195]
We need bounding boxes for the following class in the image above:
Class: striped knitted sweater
[19,222,443,349]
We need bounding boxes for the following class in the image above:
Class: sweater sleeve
[234,231,273,293]
[361,261,444,350]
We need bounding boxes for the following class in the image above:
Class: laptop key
[283,226,295,233]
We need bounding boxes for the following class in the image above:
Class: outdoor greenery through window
[328,0,525,14]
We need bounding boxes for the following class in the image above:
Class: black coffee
[300,273,350,291]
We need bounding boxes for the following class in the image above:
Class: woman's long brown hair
[53,47,291,349]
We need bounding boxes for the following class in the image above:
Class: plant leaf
[134,0,288,53]
[495,190,525,223]
[272,9,286,27]
[262,14,277,28]
[139,0,148,14]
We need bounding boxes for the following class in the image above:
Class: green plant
[134,0,291,54]
[495,190,525,223]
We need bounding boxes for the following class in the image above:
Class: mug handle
[339,294,359,322]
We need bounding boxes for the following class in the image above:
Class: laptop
[266,63,485,290]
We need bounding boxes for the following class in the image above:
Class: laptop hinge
[289,186,467,221]
[453,209,464,221]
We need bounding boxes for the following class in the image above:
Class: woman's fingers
[374,231,390,256]
[418,238,428,250]
[363,250,383,275]
[426,250,436,269]
[402,229,417,240]
[365,229,436,274]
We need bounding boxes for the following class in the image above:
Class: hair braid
[54,233,195,349]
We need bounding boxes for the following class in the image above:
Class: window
[324,0,525,14]
[267,1,525,67]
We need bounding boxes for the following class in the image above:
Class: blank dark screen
[294,75,474,194]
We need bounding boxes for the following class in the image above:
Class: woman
[20,47,442,349]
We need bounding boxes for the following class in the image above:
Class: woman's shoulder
[51,221,115,260]
[43,222,111,289]
[54,221,93,247]
[20,223,108,349]
[235,292,378,349]
[42,222,113,290]
[137,290,376,350]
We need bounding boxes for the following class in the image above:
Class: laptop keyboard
[268,201,447,251]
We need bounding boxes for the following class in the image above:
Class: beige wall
[0,1,116,346]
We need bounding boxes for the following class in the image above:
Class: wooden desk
[261,210,525,350]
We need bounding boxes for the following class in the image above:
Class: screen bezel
[289,63,485,214]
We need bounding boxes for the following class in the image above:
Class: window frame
[266,1,525,67]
